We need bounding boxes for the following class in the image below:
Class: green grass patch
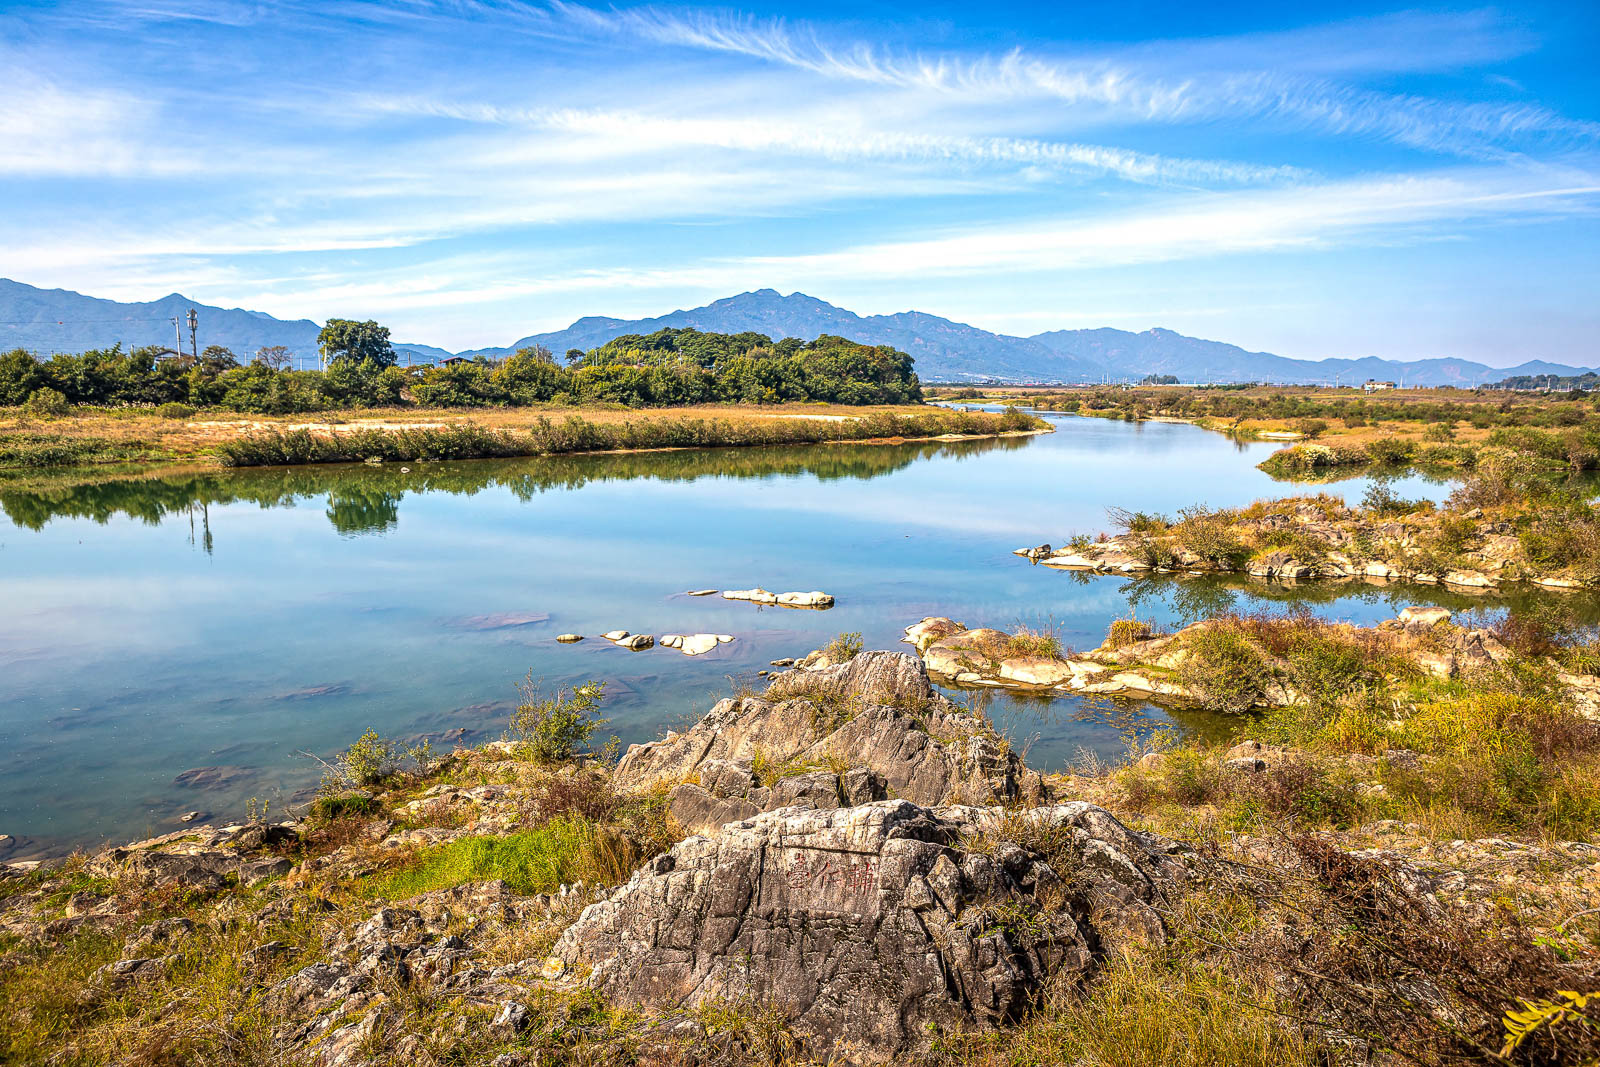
[365,818,612,898]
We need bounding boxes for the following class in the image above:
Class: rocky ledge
[554,798,1190,1063]
[613,651,1048,835]
[1014,496,1595,591]
[905,609,1600,716]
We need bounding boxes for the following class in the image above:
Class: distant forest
[0,326,923,413]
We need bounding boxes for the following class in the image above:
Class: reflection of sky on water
[0,417,1558,854]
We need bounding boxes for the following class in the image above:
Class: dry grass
[0,401,996,469]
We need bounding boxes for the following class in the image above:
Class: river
[0,412,1527,855]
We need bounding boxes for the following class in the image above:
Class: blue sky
[2,1,1597,364]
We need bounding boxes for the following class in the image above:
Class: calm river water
[0,413,1516,855]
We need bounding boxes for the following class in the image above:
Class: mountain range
[0,279,450,370]
[2,279,1591,387]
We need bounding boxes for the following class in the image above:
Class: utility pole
[187,308,199,361]
[172,316,183,354]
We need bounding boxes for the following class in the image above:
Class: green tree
[318,319,396,368]
[0,349,46,406]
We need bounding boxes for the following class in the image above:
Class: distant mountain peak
[4,277,1592,385]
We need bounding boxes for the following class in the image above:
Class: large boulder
[553,800,1188,1064]
[614,652,1045,808]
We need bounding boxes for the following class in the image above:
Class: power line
[0,316,214,325]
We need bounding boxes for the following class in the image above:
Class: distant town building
[1363,379,1397,392]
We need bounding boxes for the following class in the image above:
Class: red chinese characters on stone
[787,853,877,894]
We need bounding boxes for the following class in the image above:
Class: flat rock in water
[686,589,719,597]
[615,634,654,651]
[722,588,779,604]
[556,634,584,643]
[601,630,630,642]
[776,591,835,609]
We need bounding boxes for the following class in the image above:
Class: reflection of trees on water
[0,435,1028,540]
[325,488,401,536]
[1114,571,1600,627]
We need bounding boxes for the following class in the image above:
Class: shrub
[1363,436,1415,466]
[1107,506,1170,535]
[22,387,69,417]
[823,631,864,663]
[307,791,379,822]
[1174,505,1249,567]
[510,678,608,762]
[529,770,622,822]
[1245,756,1361,826]
[157,401,196,419]
[330,729,402,787]
[1360,481,1425,516]
[1105,618,1154,649]
[1176,625,1274,713]
[1004,625,1063,660]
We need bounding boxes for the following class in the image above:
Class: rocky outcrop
[1019,498,1594,590]
[85,823,296,891]
[904,609,1581,711]
[552,799,1189,1064]
[614,652,1046,811]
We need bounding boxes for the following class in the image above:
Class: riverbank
[933,384,1600,482]
[4,646,1595,1065]
[1013,489,1600,590]
[0,403,1047,470]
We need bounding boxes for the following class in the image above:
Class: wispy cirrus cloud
[550,3,1598,157]
[356,99,1302,185]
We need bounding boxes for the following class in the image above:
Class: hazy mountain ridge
[0,279,445,369]
[459,289,1102,381]
[3,279,1592,386]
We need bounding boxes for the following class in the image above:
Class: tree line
[0,321,922,413]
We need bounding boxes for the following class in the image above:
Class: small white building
[1363,379,1397,392]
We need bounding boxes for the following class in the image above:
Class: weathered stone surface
[553,800,1187,1064]
[995,656,1076,687]
[555,633,584,643]
[667,784,760,837]
[920,627,1010,678]
[903,616,967,653]
[85,823,299,890]
[616,653,1045,807]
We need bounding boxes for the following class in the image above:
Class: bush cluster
[0,328,922,414]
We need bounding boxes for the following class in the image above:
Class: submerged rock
[552,800,1188,1064]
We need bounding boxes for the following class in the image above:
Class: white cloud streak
[554,4,1599,158]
